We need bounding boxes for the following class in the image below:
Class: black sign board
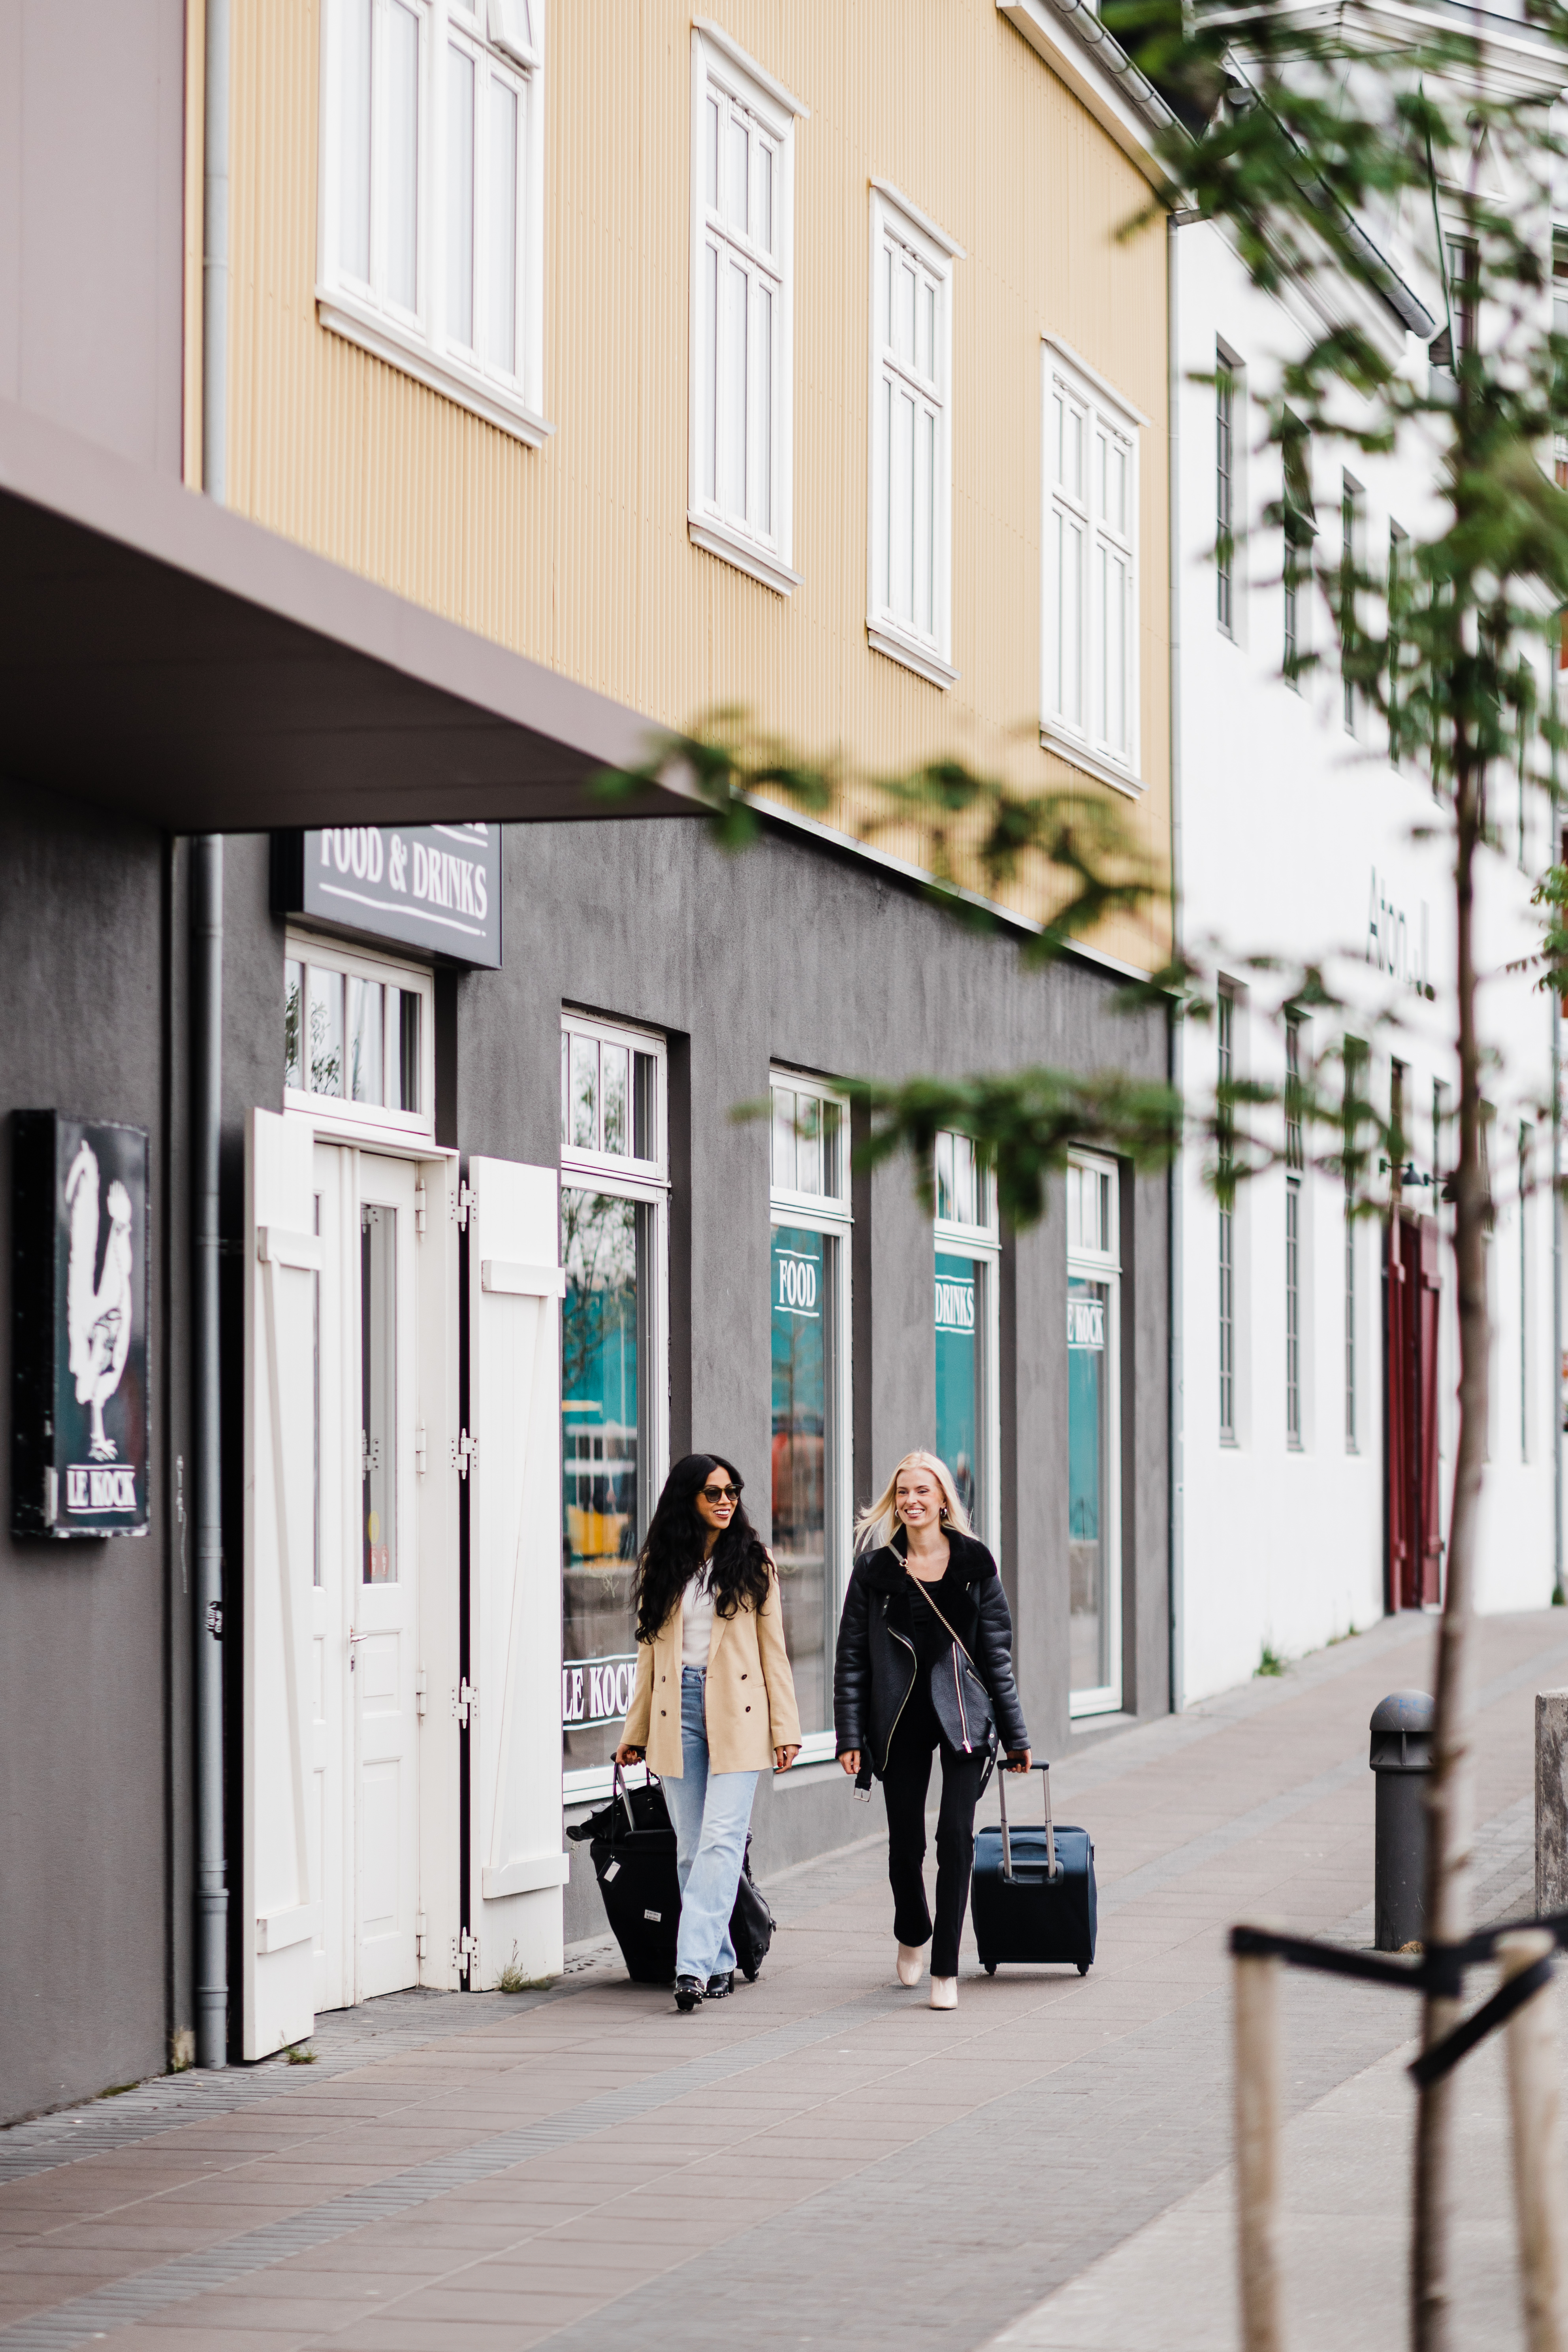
[272,825,503,968]
[11,1112,151,1539]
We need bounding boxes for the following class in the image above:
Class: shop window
[316,0,548,446]
[559,1015,668,1787]
[1067,1151,1122,1717]
[688,24,802,596]
[284,938,434,1140]
[933,1130,998,1548]
[868,185,959,687]
[770,1074,851,1760]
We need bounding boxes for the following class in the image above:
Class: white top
[681,1569,716,1670]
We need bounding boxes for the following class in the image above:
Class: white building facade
[1170,18,1567,1705]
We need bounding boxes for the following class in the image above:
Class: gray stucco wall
[442,817,1170,1943]
[0,0,186,476]
[0,785,173,2122]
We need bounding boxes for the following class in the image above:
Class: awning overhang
[0,399,687,834]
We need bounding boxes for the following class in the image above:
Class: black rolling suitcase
[569,1766,776,1985]
[970,1762,1096,1975]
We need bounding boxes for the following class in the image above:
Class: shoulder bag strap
[906,1569,977,1670]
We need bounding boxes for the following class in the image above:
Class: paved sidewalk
[3,1608,1566,2352]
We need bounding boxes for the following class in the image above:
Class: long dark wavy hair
[632,1453,771,1644]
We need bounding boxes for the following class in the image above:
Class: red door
[1386,1212,1443,1610]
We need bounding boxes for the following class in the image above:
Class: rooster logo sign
[64,1139,134,1462]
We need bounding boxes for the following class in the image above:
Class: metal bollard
[1536,1691,1568,1916]
[1369,1691,1434,1952]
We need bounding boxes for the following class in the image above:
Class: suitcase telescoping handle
[997,1761,1061,1885]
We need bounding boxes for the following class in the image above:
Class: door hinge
[416,1911,428,1960]
[452,1430,477,1478]
[454,1678,477,1728]
[416,1425,427,1476]
[454,1181,474,1230]
[414,1668,428,1719]
[455,1928,480,1979]
[414,1178,427,1236]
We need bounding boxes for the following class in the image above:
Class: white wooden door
[243,1110,320,2060]
[467,1156,568,1986]
[310,1145,349,2014]
[352,1155,421,2000]
[306,1146,422,2012]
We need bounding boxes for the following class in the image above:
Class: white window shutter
[242,1109,320,2060]
[467,1157,567,1984]
[488,0,535,65]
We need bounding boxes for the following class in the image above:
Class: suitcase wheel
[983,1962,996,1976]
[1077,1963,1090,1976]
[743,1967,761,1983]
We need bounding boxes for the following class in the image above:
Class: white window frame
[932,1130,1001,1560]
[316,0,550,448]
[559,1013,669,1806]
[1040,338,1146,799]
[284,932,436,1146]
[866,183,961,689]
[687,23,806,598]
[769,1073,853,1765]
[1066,1150,1123,1719]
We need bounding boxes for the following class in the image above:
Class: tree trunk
[1412,724,1490,2352]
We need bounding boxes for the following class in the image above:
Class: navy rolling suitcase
[970,1762,1096,1974]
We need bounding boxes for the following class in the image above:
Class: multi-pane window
[1282,416,1314,687]
[1216,354,1235,635]
[1344,1040,1367,1450]
[1521,1123,1533,1461]
[1067,1153,1122,1716]
[1218,987,1237,1442]
[1340,476,1361,734]
[689,28,799,594]
[1043,350,1139,782]
[559,1016,667,1787]
[284,938,434,1138]
[770,1077,851,1755]
[318,0,546,442]
[933,1132,999,1548]
[1285,1014,1304,1450]
[868,188,958,684]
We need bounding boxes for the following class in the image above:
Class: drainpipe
[193,0,232,2070]
[192,838,227,2069]
[1167,208,1188,1715]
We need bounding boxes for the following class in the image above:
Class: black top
[904,1564,966,1670]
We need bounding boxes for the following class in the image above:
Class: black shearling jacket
[833,1528,1030,1774]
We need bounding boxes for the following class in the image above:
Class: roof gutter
[1028,0,1180,140]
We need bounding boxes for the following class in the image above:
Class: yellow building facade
[193,0,1173,972]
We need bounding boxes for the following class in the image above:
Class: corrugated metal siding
[227,0,1171,970]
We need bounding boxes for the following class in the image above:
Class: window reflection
[771,1225,832,1734]
[561,1187,644,1770]
[1068,1277,1111,1689]
[934,1251,979,1524]
[361,1203,397,1583]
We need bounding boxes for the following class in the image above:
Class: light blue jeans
[663,1666,762,1982]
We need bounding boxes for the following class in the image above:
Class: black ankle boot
[674,1975,705,2012]
[705,1971,734,1999]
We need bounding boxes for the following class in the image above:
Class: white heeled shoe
[896,1942,924,1987]
[929,1976,958,2010]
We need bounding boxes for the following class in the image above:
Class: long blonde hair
[854,1450,972,1553]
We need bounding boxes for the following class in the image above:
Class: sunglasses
[700,1483,742,1503]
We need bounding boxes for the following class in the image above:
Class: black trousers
[881,1683,989,1978]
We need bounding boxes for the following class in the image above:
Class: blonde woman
[833,1452,1030,2009]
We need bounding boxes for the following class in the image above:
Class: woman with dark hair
[615,1454,801,2012]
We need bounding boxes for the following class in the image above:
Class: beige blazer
[621,1564,802,1776]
